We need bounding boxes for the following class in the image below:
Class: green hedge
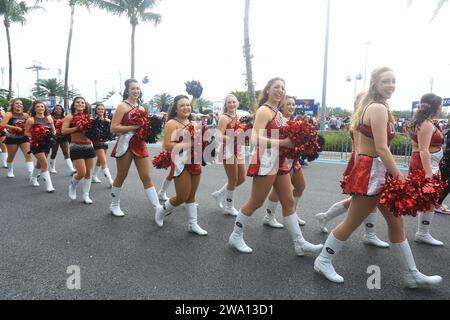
[321,130,411,156]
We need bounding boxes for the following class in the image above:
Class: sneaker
[435,204,450,215]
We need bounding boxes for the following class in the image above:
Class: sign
[212,102,223,114]
[42,99,57,107]
[294,99,318,116]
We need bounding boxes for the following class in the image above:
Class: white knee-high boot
[7,162,14,178]
[313,232,346,283]
[391,239,442,288]
[263,199,283,228]
[415,211,444,246]
[362,212,390,248]
[155,199,177,227]
[284,213,323,256]
[49,159,57,174]
[186,203,208,235]
[145,187,163,221]
[68,176,80,200]
[294,196,306,226]
[228,211,253,253]
[26,161,34,180]
[158,179,171,201]
[1,152,8,168]
[30,167,40,186]
[223,189,239,216]
[41,171,55,193]
[211,183,227,209]
[315,199,348,233]
[82,178,93,204]
[92,166,102,183]
[110,186,125,217]
[65,158,76,175]
[102,167,114,187]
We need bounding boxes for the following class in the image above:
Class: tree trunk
[131,22,136,78]
[5,21,12,100]
[64,4,75,112]
[244,0,256,113]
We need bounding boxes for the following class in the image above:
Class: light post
[94,80,98,102]
[58,68,62,82]
[1,67,4,88]
[363,42,371,89]
[320,0,331,134]
[345,73,363,100]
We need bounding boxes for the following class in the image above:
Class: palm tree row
[1,0,161,109]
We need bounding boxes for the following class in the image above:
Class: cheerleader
[0,99,34,178]
[0,107,8,168]
[314,67,441,288]
[24,100,55,192]
[261,95,306,228]
[314,92,389,248]
[210,94,246,216]
[61,97,96,204]
[91,103,114,187]
[154,94,207,235]
[228,78,323,255]
[49,104,76,175]
[109,79,161,217]
[407,93,444,246]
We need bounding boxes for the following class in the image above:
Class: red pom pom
[152,150,172,169]
[380,175,417,217]
[73,113,92,133]
[30,124,51,148]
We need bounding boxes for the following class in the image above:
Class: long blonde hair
[222,94,239,114]
[350,67,395,131]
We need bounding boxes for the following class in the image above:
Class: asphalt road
[0,147,449,300]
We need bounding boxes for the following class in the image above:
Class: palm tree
[31,78,64,100]
[0,0,42,100]
[150,92,173,111]
[194,97,212,114]
[407,0,447,21]
[94,0,161,78]
[243,0,256,113]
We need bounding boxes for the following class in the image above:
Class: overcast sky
[0,0,449,110]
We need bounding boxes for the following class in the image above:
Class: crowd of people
[0,68,448,289]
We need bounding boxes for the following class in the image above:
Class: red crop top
[411,129,443,148]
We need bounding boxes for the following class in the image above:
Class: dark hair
[7,98,23,112]
[122,79,142,103]
[168,95,193,121]
[408,93,443,136]
[29,100,49,117]
[94,103,106,117]
[256,77,285,109]
[70,96,88,115]
[51,104,65,117]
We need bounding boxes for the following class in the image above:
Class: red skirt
[409,150,443,175]
[342,154,387,196]
[111,135,148,158]
[247,148,290,177]
[342,151,355,177]
[170,162,201,176]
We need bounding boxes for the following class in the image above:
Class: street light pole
[320,0,331,134]
[0,67,4,88]
[94,80,98,102]
[363,42,371,89]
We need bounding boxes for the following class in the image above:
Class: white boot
[110,186,125,217]
[49,159,57,174]
[92,166,102,183]
[7,162,14,178]
[263,200,283,228]
[1,152,8,168]
[315,199,348,233]
[102,167,114,187]
[284,213,323,256]
[415,211,444,246]
[26,161,34,180]
[186,202,208,235]
[313,232,345,283]
[391,239,442,288]
[68,176,80,200]
[81,178,93,204]
[158,179,171,201]
[114,131,135,157]
[65,158,76,175]
[294,196,306,226]
[363,212,390,248]
[155,199,176,227]
[41,171,55,193]
[223,188,239,216]
[30,168,40,187]
[211,183,227,209]
[228,211,253,253]
[144,186,162,214]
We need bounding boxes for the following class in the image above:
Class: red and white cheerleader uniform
[170,120,202,177]
[219,114,245,163]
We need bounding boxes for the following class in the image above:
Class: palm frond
[430,0,447,22]
[139,11,160,25]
